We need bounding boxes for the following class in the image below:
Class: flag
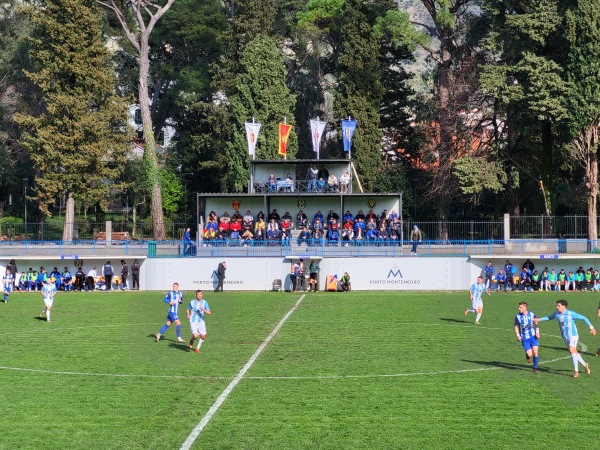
[245,122,261,156]
[278,123,292,156]
[341,119,357,153]
[310,119,326,154]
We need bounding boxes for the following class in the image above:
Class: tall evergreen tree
[226,35,297,192]
[15,0,129,241]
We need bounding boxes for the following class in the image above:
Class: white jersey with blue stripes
[540,309,592,340]
[188,299,209,323]
[3,273,13,289]
[514,311,537,339]
[42,283,57,300]
[164,290,183,315]
[470,282,485,302]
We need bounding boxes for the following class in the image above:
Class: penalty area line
[179,294,307,450]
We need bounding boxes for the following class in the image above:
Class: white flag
[245,122,261,156]
[310,119,326,155]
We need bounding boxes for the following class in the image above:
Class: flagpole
[284,117,287,160]
[348,116,352,160]
[252,117,255,160]
[317,117,321,160]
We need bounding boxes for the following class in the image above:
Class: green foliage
[297,0,344,30]
[226,35,297,192]
[14,0,130,217]
[373,10,430,52]
[453,154,507,195]
[158,168,183,216]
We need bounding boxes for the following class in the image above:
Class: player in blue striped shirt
[514,302,540,372]
[464,276,490,324]
[39,277,57,322]
[155,282,185,343]
[534,299,596,378]
[186,290,211,353]
[3,269,14,303]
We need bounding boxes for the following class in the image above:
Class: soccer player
[465,276,490,324]
[186,290,211,353]
[39,277,57,322]
[534,299,596,378]
[155,282,185,343]
[3,268,14,303]
[514,302,540,373]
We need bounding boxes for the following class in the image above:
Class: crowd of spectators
[255,165,352,194]
[201,207,401,247]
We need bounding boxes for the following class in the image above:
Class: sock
[176,325,181,338]
[576,353,586,366]
[3,294,6,300]
[46,310,50,321]
[572,354,579,372]
[475,313,481,322]
[196,338,204,350]
[189,338,195,346]
[159,324,169,334]
[533,356,539,368]
[468,309,475,313]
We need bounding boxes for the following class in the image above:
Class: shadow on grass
[33,316,47,321]
[462,359,571,376]
[168,343,190,352]
[439,317,473,324]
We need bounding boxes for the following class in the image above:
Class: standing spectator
[308,165,318,192]
[483,261,494,289]
[298,260,305,291]
[317,164,329,181]
[86,267,97,291]
[410,225,422,255]
[103,261,114,291]
[26,267,35,292]
[74,267,85,291]
[131,259,140,290]
[183,227,192,256]
[308,260,320,292]
[215,261,226,292]
[291,261,299,292]
[504,260,514,290]
[6,259,17,290]
[522,259,535,273]
[120,260,129,290]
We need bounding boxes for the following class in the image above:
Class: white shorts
[190,321,206,336]
[564,336,578,349]
[471,300,483,310]
[44,298,54,308]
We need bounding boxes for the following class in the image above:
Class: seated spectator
[313,210,324,226]
[311,227,324,245]
[254,217,266,241]
[317,165,329,181]
[366,209,376,222]
[313,218,324,234]
[231,210,243,223]
[220,211,230,223]
[281,226,291,244]
[267,218,280,241]
[576,268,585,291]
[378,209,388,224]
[256,210,265,221]
[203,222,216,243]
[355,209,365,222]
[284,173,294,191]
[592,270,600,291]
[366,227,377,243]
[95,276,105,290]
[388,209,399,221]
[243,209,254,224]
[208,211,218,222]
[557,268,567,290]
[584,268,593,291]
[36,267,48,291]
[268,173,277,192]
[496,269,507,291]
[242,217,254,233]
[341,223,354,246]
[548,269,558,291]
[317,177,326,192]
[354,226,365,242]
[50,267,62,291]
[217,219,230,239]
[297,227,311,245]
[377,225,388,245]
[343,210,354,225]
[280,217,292,235]
[388,223,400,244]
[326,210,339,225]
[328,218,339,232]
[18,272,27,291]
[354,217,366,233]
[366,217,377,232]
[531,270,540,291]
[340,272,351,291]
[326,227,339,245]
[540,268,549,291]
[229,219,242,240]
[567,271,577,291]
[296,210,308,229]
[241,227,254,245]
[282,211,293,224]
[269,209,280,222]
[519,269,531,291]
[62,267,73,292]
[327,173,338,192]
[339,171,350,193]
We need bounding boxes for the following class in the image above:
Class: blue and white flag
[341,119,357,153]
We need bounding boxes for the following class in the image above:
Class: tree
[226,35,297,192]
[97,0,175,239]
[14,0,129,241]
[563,0,600,241]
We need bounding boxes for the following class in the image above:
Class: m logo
[232,200,241,211]
[298,199,306,209]
[387,268,403,278]
[368,199,376,209]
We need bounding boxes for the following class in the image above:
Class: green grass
[1,290,600,449]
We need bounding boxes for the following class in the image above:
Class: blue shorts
[4,285,11,293]
[522,336,539,352]
[167,312,179,322]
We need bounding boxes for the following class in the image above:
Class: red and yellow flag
[278,123,292,156]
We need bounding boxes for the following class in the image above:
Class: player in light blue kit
[39,277,57,322]
[534,299,596,378]
[3,268,14,303]
[465,276,490,324]
[514,302,540,373]
[186,290,211,353]
[155,282,185,343]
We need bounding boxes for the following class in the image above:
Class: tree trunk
[139,37,166,240]
[587,144,598,242]
[62,193,75,242]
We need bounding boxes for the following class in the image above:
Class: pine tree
[15,0,129,241]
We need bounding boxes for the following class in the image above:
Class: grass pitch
[1,289,600,449]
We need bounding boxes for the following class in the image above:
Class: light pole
[23,178,28,239]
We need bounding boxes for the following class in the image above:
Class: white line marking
[179,294,307,450]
